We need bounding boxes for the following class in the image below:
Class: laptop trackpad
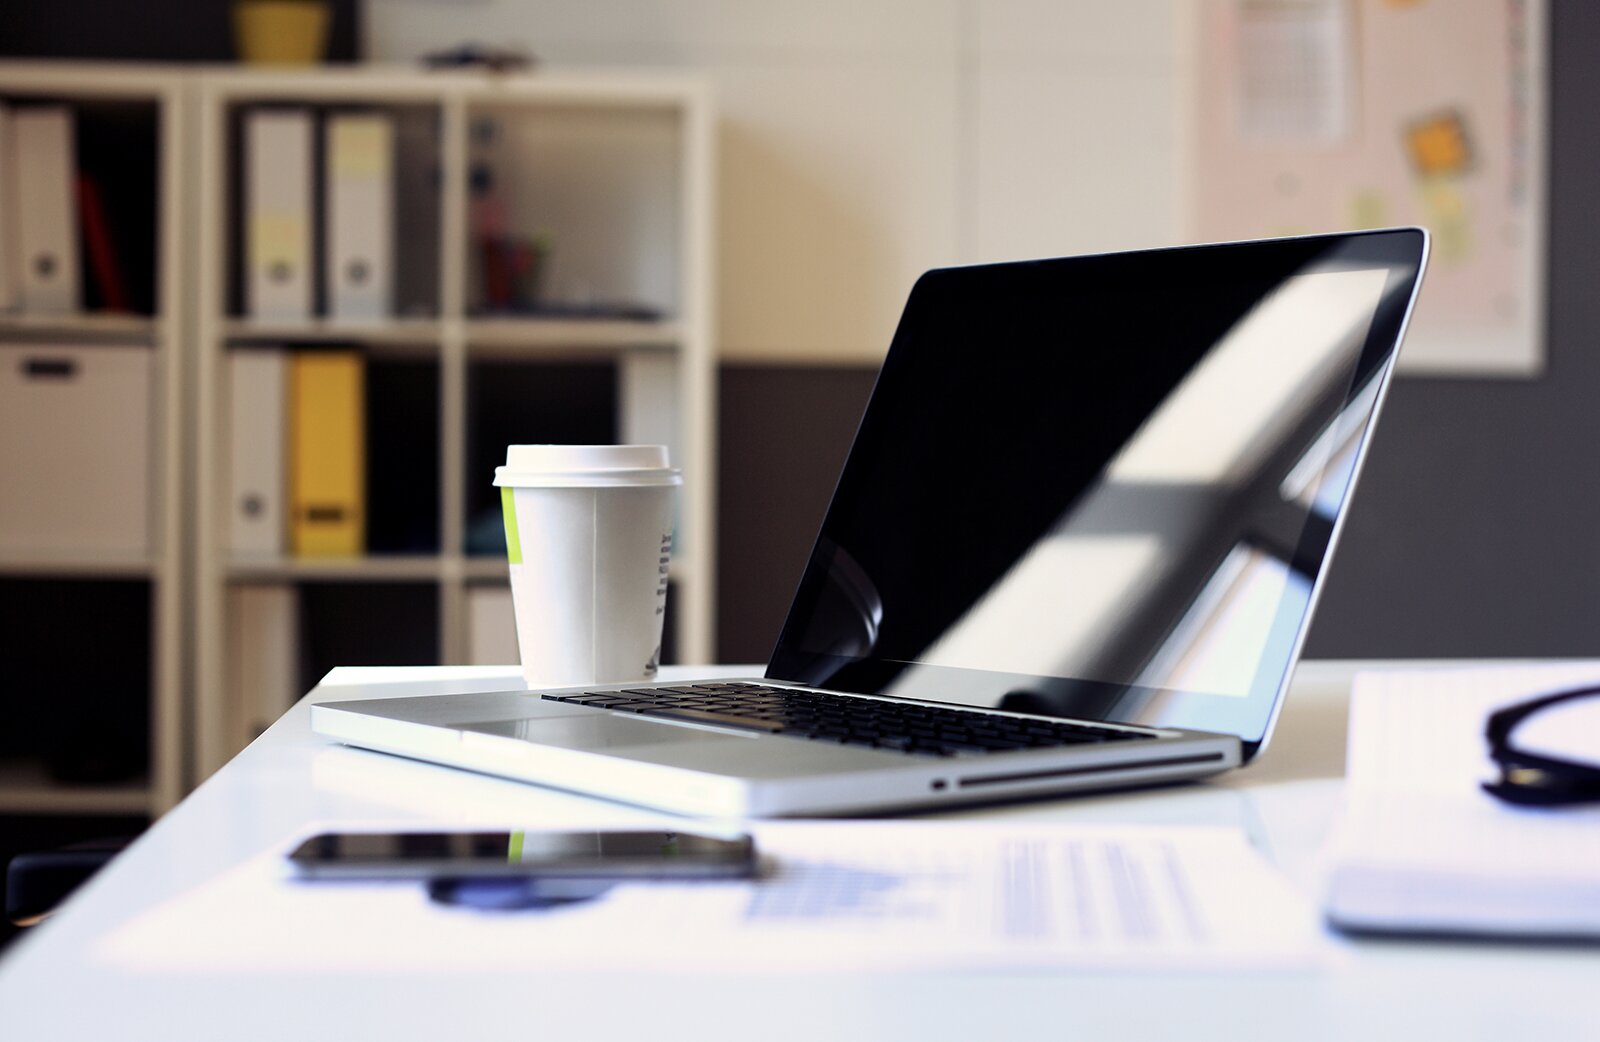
[459,713,752,751]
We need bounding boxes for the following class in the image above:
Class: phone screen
[287,829,757,881]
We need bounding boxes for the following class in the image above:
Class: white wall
[367,0,1185,362]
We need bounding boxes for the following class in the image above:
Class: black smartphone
[286,829,757,881]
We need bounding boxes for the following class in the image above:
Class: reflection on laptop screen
[767,231,1426,751]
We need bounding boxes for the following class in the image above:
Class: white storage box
[0,343,154,554]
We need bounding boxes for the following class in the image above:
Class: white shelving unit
[191,67,716,778]
[0,63,188,816]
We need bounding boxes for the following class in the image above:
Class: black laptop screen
[766,230,1427,756]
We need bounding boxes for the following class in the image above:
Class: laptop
[314,229,1429,817]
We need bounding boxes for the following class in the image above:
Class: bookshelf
[0,63,187,816]
[191,67,716,777]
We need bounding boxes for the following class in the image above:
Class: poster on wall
[1191,0,1545,376]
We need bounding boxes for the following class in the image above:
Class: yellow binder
[289,350,365,556]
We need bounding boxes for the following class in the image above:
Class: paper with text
[99,823,1319,974]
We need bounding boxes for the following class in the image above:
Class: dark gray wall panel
[716,366,875,663]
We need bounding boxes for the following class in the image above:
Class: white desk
[0,662,1593,1040]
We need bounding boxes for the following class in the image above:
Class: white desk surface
[1,661,1594,1040]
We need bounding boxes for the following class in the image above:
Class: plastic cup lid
[493,444,683,488]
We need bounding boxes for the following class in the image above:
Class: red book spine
[77,173,130,313]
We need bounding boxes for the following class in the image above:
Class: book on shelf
[325,112,395,321]
[289,349,365,556]
[227,347,288,556]
[12,106,81,315]
[77,173,132,313]
[244,108,314,321]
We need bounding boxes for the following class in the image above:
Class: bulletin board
[1190,0,1546,376]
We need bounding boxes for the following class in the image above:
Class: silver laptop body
[314,230,1428,818]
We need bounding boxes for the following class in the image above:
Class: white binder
[220,584,299,774]
[226,348,288,555]
[325,113,394,321]
[13,107,80,315]
[245,109,313,320]
[0,103,17,311]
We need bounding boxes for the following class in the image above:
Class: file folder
[13,107,81,314]
[325,113,394,321]
[289,350,364,556]
[222,584,299,773]
[227,348,288,555]
[245,109,314,320]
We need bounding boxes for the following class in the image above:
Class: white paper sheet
[98,823,1320,974]
[1234,0,1355,142]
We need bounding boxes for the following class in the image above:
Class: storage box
[0,343,154,554]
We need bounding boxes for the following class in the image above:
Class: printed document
[99,822,1319,974]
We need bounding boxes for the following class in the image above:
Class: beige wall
[367,0,1185,363]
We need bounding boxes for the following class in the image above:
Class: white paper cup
[494,445,681,689]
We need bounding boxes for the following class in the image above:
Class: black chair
[6,837,133,926]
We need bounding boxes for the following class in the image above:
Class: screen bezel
[765,229,1429,760]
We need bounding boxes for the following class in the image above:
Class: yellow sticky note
[1419,176,1473,263]
[1405,111,1473,177]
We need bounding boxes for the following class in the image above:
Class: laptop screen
[766,230,1427,757]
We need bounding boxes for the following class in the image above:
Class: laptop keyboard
[542,682,1156,758]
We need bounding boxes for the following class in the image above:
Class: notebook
[313,229,1429,817]
[1323,663,1600,940]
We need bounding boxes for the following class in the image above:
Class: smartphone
[286,829,757,882]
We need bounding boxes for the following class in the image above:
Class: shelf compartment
[0,578,152,792]
[462,101,684,322]
[461,358,618,557]
[297,582,439,695]
[222,100,443,325]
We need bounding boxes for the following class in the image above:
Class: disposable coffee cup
[494,445,681,689]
